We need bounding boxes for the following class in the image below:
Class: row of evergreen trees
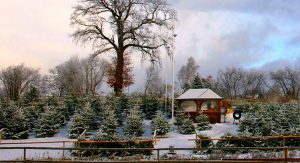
[0,92,170,139]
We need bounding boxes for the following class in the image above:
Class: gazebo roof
[176,88,222,100]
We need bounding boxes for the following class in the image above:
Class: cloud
[0,0,300,92]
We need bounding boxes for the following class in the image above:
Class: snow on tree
[69,114,86,138]
[100,106,118,136]
[81,102,97,130]
[124,107,144,137]
[175,109,186,126]
[23,105,40,131]
[1,104,29,139]
[196,113,212,131]
[35,107,59,137]
[140,95,160,120]
[178,116,195,134]
[151,111,169,136]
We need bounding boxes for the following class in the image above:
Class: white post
[171,14,176,122]
[165,53,168,112]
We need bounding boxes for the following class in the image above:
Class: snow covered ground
[154,113,239,155]
[0,113,238,161]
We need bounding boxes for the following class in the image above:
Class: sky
[0,0,300,92]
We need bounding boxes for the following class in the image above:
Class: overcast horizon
[1,0,300,92]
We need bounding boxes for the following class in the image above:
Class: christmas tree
[100,106,118,136]
[35,108,59,137]
[196,113,212,131]
[151,111,169,136]
[124,107,144,137]
[140,95,160,119]
[2,104,29,139]
[178,116,195,134]
[69,114,86,138]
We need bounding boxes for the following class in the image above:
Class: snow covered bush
[151,111,169,136]
[196,113,211,131]
[124,107,144,137]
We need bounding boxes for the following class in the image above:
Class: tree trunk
[114,51,124,96]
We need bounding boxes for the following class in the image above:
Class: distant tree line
[177,57,300,100]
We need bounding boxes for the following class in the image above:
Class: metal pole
[165,53,168,113]
[171,14,176,122]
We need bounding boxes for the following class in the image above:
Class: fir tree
[23,105,40,131]
[124,107,144,137]
[69,114,86,138]
[151,111,169,136]
[191,73,203,89]
[35,108,59,137]
[100,106,118,136]
[2,104,29,139]
[81,102,97,129]
[178,116,195,134]
[140,95,160,119]
[196,113,212,131]
[23,86,39,106]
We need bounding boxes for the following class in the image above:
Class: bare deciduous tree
[270,68,300,99]
[71,0,175,95]
[217,67,266,99]
[177,56,199,88]
[82,56,108,96]
[49,56,107,96]
[0,64,40,101]
[144,65,162,96]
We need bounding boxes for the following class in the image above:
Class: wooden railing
[1,146,300,162]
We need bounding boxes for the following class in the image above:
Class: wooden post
[0,128,3,143]
[23,147,26,161]
[157,149,160,162]
[77,142,81,159]
[62,141,65,159]
[284,147,288,163]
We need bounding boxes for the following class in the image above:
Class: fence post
[284,147,288,163]
[157,149,160,162]
[0,128,3,143]
[23,147,26,161]
[62,141,65,159]
[77,142,81,159]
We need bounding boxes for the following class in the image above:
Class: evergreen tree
[2,104,29,139]
[117,94,130,115]
[140,95,160,119]
[100,106,118,136]
[196,113,212,131]
[124,107,144,137]
[178,116,195,134]
[23,105,40,131]
[191,73,203,89]
[35,108,59,137]
[69,114,86,138]
[23,86,39,106]
[151,111,169,136]
[81,102,97,129]
[175,108,186,126]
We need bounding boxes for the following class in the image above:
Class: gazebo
[176,88,226,123]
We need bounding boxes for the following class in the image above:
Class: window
[180,101,197,112]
